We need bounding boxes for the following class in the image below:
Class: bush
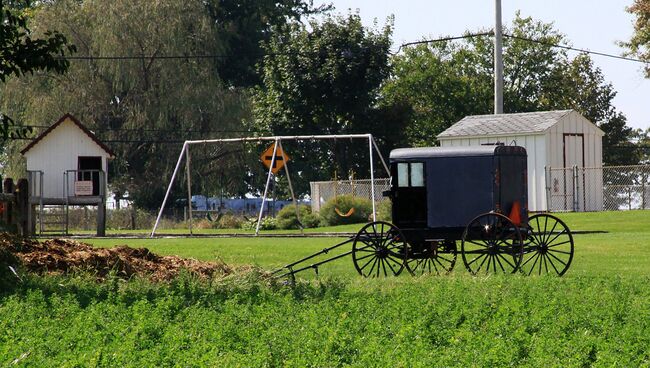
[276,204,320,229]
[319,195,373,226]
[241,216,277,231]
[215,213,244,229]
[377,200,392,222]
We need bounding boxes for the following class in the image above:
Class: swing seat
[335,207,355,217]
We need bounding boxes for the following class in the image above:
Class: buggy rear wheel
[461,213,523,275]
[405,240,457,276]
[520,214,574,276]
[352,221,408,277]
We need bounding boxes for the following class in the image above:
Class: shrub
[276,204,320,229]
[319,195,373,226]
[377,200,392,222]
[241,216,277,230]
[215,213,244,229]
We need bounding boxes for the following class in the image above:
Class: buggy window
[410,163,424,187]
[396,162,424,188]
[397,163,409,187]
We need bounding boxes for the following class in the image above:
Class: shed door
[563,134,585,211]
[391,162,427,227]
[78,156,102,196]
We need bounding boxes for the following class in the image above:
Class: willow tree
[0,0,250,209]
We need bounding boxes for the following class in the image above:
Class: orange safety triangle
[509,201,522,226]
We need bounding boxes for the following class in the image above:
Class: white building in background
[20,113,115,235]
[437,110,604,212]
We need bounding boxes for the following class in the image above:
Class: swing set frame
[150,134,389,237]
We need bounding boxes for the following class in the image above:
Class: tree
[381,14,638,164]
[251,14,398,195]
[0,0,75,140]
[0,0,248,210]
[623,0,650,77]
[202,0,330,87]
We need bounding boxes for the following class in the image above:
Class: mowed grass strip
[79,211,650,278]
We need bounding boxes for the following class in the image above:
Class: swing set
[151,134,389,237]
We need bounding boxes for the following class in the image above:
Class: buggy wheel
[461,213,523,275]
[405,240,457,276]
[352,221,408,277]
[520,214,574,276]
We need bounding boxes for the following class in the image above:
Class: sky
[313,0,650,130]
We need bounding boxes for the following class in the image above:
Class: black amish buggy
[273,145,574,280]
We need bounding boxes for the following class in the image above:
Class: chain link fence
[547,165,650,212]
[310,178,390,213]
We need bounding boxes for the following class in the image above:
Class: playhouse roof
[20,113,115,157]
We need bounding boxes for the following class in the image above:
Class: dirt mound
[1,234,243,282]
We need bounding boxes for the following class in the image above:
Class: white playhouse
[21,113,114,235]
[437,110,604,212]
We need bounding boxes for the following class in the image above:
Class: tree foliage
[381,14,638,164]
[623,0,650,77]
[0,0,75,141]
[251,14,399,195]
[202,0,330,87]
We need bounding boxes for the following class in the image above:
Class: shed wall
[547,111,603,211]
[24,119,110,199]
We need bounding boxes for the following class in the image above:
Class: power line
[396,31,650,66]
[502,34,650,65]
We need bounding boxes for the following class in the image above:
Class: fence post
[4,178,14,227]
[16,179,29,236]
[572,165,579,212]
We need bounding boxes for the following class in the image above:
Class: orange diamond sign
[260,144,290,174]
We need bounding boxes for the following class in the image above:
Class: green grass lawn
[78,210,650,279]
[2,211,649,367]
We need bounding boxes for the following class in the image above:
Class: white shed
[437,110,604,212]
[20,113,114,234]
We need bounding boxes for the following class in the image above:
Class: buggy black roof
[389,145,525,160]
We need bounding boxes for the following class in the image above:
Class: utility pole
[494,0,504,114]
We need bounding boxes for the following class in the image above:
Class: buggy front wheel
[352,221,408,277]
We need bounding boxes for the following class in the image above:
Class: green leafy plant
[276,204,320,229]
[319,195,373,226]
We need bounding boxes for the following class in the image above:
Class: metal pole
[370,136,390,175]
[151,142,187,237]
[573,165,579,212]
[369,136,377,222]
[494,0,504,114]
[185,144,194,235]
[279,140,303,233]
[256,139,279,235]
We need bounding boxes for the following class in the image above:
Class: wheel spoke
[355,253,376,262]
[545,254,562,274]
[527,253,541,276]
[546,251,568,266]
[381,258,388,277]
[545,229,567,246]
[385,258,398,275]
[466,252,487,266]
[496,253,516,270]
[548,249,572,255]
[547,240,573,249]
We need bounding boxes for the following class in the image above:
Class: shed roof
[437,110,574,138]
[20,113,115,157]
